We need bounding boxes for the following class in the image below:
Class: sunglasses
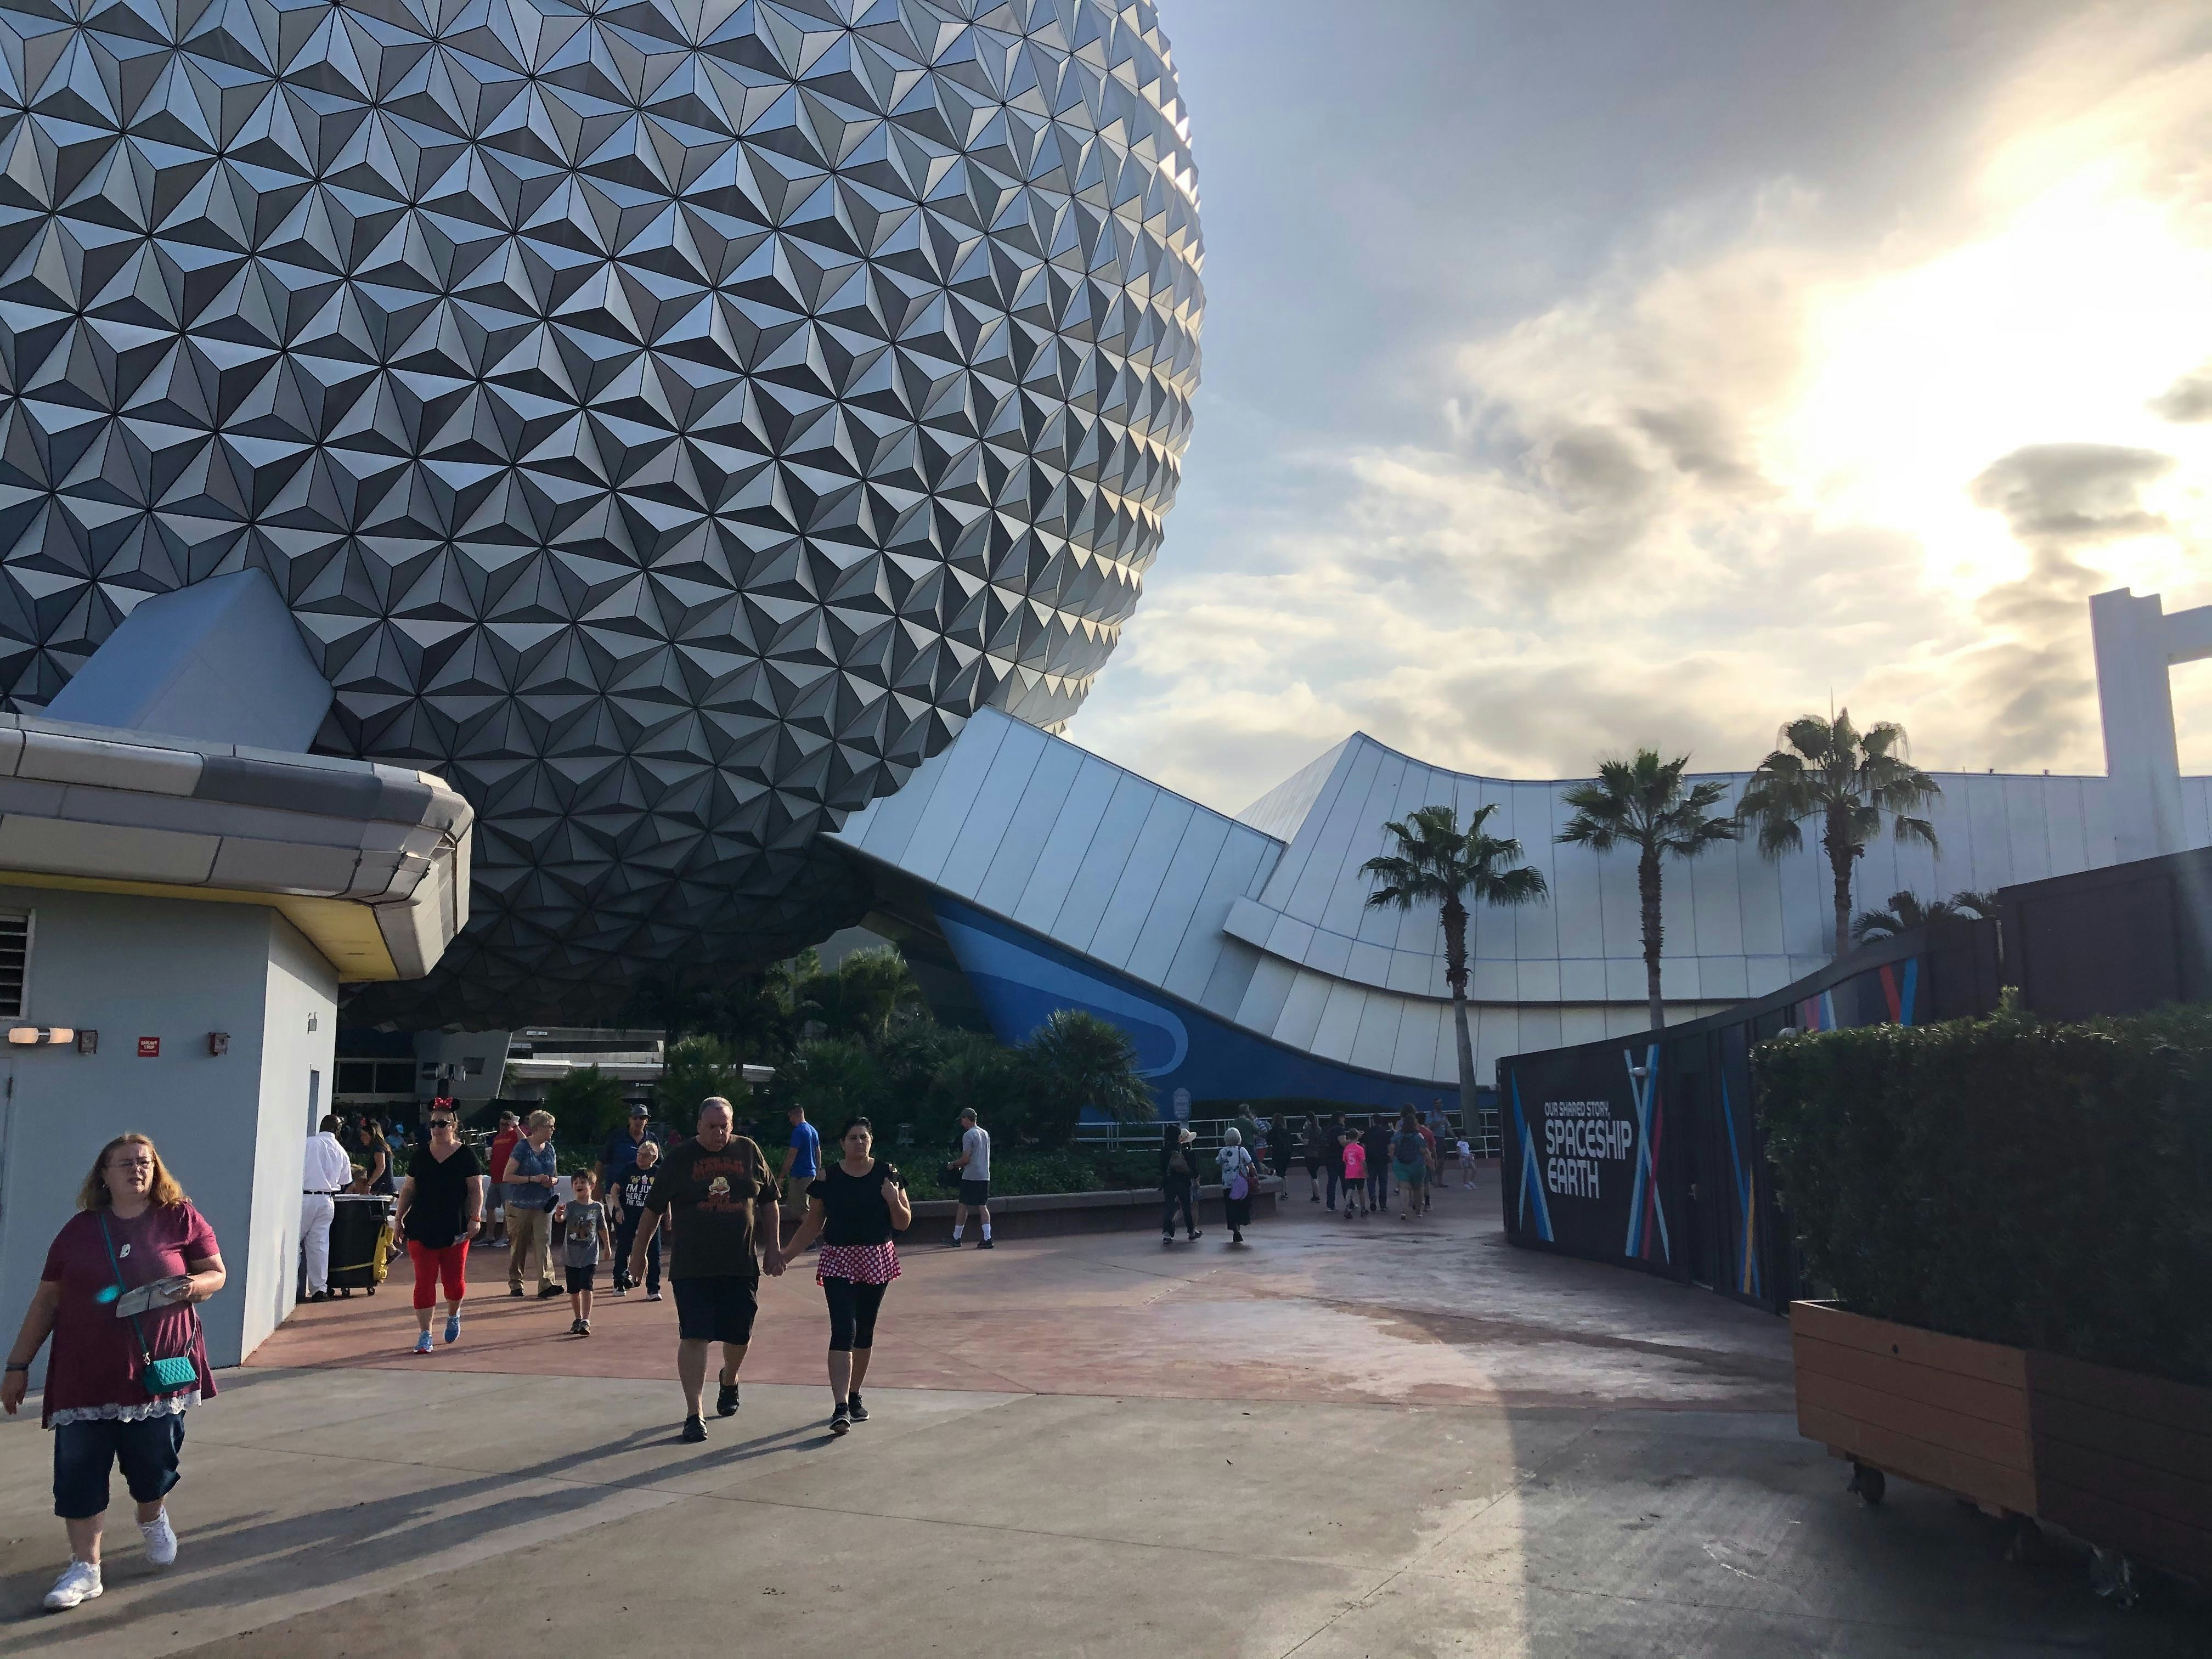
[428,1119,457,1130]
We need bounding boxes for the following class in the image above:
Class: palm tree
[1556,751,1737,1030]
[1737,712,1940,958]
[798,945,924,1042]
[1850,887,2001,944]
[1020,1009,1154,1147]
[1362,804,1549,1126]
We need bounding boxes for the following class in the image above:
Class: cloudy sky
[1068,0,2212,815]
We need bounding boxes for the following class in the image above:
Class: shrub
[786,1035,885,1126]
[1756,1003,2212,1386]
[1019,1009,1154,1147]
[657,1034,750,1121]
[543,1065,628,1153]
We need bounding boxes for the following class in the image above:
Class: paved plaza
[2,1177,2202,1656]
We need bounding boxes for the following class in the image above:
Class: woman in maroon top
[3,1133,226,1610]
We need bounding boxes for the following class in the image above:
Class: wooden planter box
[1791,1301,2211,1584]
[2030,1348,2212,1585]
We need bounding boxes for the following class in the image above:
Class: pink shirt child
[1341,1141,1368,1181]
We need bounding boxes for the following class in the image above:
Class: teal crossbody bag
[97,1211,200,1396]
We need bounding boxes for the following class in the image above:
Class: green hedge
[895,1148,1164,1200]
[1756,1002,2212,1387]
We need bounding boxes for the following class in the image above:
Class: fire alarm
[138,1036,160,1058]
[207,1032,230,1057]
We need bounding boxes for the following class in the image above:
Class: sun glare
[1786,171,2212,600]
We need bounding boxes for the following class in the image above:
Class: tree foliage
[1019,1009,1154,1147]
[544,1065,627,1149]
[1737,710,1939,958]
[785,1035,886,1128]
[1557,749,1735,1029]
[1849,888,2001,944]
[798,945,926,1041]
[656,1034,750,1121]
[1363,802,1548,1116]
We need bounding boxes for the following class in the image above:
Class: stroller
[328,1194,394,1296]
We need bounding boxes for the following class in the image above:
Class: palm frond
[1891,814,1939,848]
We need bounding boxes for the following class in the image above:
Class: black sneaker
[846,1392,868,1423]
[568,1317,584,1335]
[537,1285,562,1300]
[830,1406,851,1436]
[977,1238,995,1249]
[1187,1231,1204,1242]
[680,1415,708,1443]
[716,1380,740,1418]
[509,1286,526,1299]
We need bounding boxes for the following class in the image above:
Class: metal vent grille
[0,912,26,1019]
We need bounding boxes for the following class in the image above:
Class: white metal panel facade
[830,709,2208,1088]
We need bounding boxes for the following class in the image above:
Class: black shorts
[672,1275,759,1345]
[565,1263,596,1294]
[1304,1157,1323,1175]
[958,1180,990,1207]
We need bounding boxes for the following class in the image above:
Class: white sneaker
[43,1559,103,1610]
[140,1506,178,1566]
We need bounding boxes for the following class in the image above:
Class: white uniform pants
[300,1194,335,1293]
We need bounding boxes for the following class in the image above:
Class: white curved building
[831,706,2210,1105]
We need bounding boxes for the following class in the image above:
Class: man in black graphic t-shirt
[629,1097,782,1443]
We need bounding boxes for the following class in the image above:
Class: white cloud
[1074,7,2212,811]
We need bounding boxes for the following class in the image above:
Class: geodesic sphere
[0,0,1203,1020]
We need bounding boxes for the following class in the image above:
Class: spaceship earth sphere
[0,0,1204,1020]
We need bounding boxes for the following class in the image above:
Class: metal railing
[1073,1110,1500,1161]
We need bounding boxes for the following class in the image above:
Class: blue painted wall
[932,896,1458,1113]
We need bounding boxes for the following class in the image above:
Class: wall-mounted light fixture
[207,1032,230,1057]
[8,1026,75,1046]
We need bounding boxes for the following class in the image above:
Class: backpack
[1394,1129,1425,1165]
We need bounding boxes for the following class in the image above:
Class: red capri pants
[406,1239,468,1309]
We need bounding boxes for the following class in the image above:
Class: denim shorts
[53,1413,185,1519]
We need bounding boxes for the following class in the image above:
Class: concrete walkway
[1,1176,2202,1656]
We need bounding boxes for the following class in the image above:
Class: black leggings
[1161,1177,1195,1235]
[822,1277,888,1352]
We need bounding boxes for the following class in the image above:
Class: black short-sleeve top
[403,1144,483,1249]
[808,1160,901,1247]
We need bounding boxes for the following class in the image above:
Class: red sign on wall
[137,1036,160,1058]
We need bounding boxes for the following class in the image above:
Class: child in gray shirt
[554,1172,614,1336]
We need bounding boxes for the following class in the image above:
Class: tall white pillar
[2091,588,2212,864]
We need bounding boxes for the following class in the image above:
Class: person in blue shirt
[778,1103,821,1223]
[595,1104,658,1203]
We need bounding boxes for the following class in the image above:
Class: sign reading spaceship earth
[0,0,1203,1020]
